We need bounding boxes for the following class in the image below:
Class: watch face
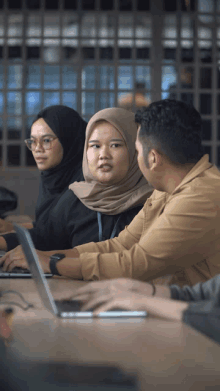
[51,253,65,261]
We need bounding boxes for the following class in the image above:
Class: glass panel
[135,16,151,38]
[62,14,78,37]
[202,120,211,141]
[62,66,77,89]
[27,14,41,37]
[181,42,194,62]
[181,93,194,105]
[136,66,151,90]
[200,68,212,88]
[45,0,59,9]
[26,65,41,89]
[82,14,96,37]
[0,92,3,114]
[0,65,3,88]
[25,116,35,138]
[181,67,193,88]
[7,145,21,166]
[64,0,77,9]
[25,92,41,115]
[0,15,4,37]
[98,92,115,110]
[99,42,114,60]
[203,145,212,162]
[181,15,194,39]
[118,66,133,90]
[82,66,96,89]
[100,0,114,10]
[7,92,22,115]
[7,117,21,140]
[162,15,177,39]
[8,14,23,37]
[119,0,132,11]
[100,66,114,89]
[162,65,177,91]
[119,46,132,60]
[0,145,2,166]
[198,27,212,40]
[199,41,212,63]
[26,148,36,166]
[26,46,40,61]
[26,0,40,9]
[44,92,60,107]
[163,0,177,12]
[82,92,95,115]
[7,65,22,89]
[62,92,77,109]
[200,94,212,114]
[43,43,60,63]
[98,14,115,38]
[8,44,22,61]
[136,47,150,60]
[82,0,95,10]
[119,15,133,38]
[163,48,176,61]
[82,42,95,60]
[198,0,214,12]
[62,40,78,61]
[0,117,2,139]
[44,15,60,37]
[44,66,60,89]
[137,0,150,10]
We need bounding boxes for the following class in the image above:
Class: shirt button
[149,203,152,206]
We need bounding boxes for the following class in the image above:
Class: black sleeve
[1,232,19,251]
[170,275,220,302]
[183,300,220,345]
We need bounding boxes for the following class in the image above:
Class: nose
[99,145,111,159]
[34,140,44,152]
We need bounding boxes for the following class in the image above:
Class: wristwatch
[49,253,65,276]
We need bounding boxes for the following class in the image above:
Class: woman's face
[30,118,63,170]
[87,122,129,185]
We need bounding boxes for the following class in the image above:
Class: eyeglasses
[24,136,58,151]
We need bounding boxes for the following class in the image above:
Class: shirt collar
[171,154,212,195]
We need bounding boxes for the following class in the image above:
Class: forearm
[142,296,189,321]
[154,284,171,299]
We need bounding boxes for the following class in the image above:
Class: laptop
[14,223,148,319]
[0,251,53,279]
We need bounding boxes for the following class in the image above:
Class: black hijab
[32,105,87,221]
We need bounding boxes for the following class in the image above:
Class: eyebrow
[30,134,55,138]
[88,138,125,143]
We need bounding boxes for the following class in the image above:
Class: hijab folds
[69,108,152,215]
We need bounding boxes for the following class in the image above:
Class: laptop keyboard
[0,265,53,278]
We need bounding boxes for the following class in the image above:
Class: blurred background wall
[0,0,218,217]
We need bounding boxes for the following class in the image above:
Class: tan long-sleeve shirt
[75,155,220,286]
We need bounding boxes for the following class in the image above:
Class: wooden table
[1,278,220,391]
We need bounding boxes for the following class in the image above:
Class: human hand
[0,218,13,234]
[72,278,154,303]
[0,245,51,273]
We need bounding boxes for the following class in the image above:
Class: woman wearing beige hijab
[1,108,153,269]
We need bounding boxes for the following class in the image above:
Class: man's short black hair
[135,99,204,166]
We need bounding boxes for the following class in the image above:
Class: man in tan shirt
[2,99,220,287]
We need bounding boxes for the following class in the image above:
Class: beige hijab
[69,108,153,215]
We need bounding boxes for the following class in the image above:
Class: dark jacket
[170,275,220,345]
[3,188,142,251]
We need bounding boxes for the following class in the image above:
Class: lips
[98,164,112,169]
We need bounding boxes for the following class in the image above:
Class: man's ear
[149,149,162,169]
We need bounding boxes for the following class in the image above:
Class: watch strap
[49,253,65,276]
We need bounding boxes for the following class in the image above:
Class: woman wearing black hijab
[0,105,86,251]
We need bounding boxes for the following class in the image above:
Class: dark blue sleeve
[183,300,220,345]
[170,275,220,302]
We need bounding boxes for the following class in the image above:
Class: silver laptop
[14,223,148,319]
